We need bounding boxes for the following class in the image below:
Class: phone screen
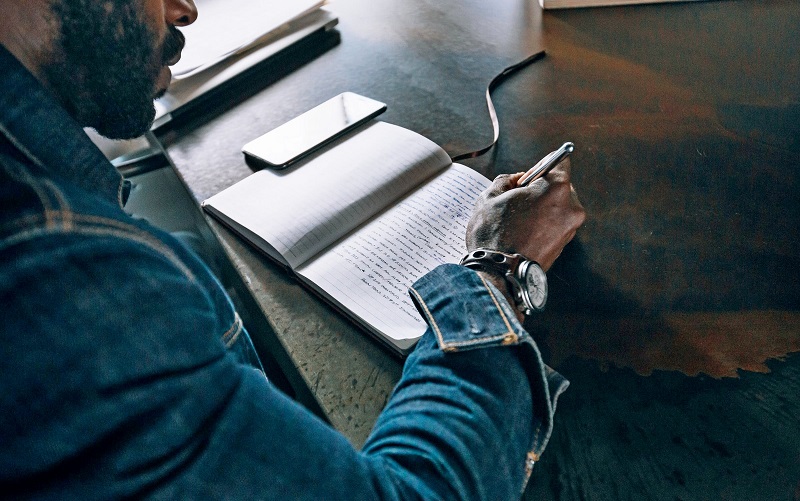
[242,92,387,169]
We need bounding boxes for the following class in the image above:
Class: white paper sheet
[172,0,325,77]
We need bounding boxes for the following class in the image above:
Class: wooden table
[162,0,800,498]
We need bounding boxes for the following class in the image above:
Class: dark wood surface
[163,0,800,498]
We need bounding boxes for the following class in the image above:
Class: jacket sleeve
[162,263,568,500]
[361,264,569,499]
[2,225,566,500]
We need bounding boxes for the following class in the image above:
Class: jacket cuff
[409,263,525,351]
[409,263,569,463]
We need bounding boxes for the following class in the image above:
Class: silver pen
[517,142,574,187]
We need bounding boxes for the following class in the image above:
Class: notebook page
[202,121,451,269]
[296,163,491,345]
[172,0,325,77]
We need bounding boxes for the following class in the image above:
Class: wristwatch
[460,248,548,315]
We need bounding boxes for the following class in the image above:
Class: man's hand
[466,159,586,272]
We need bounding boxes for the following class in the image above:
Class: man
[0,0,585,498]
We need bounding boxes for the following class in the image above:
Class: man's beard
[44,0,184,139]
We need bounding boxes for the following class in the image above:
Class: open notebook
[202,121,492,355]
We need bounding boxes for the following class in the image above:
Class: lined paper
[296,164,491,342]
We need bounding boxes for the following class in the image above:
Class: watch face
[523,262,547,310]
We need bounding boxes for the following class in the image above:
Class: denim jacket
[0,45,567,499]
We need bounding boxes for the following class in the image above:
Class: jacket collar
[0,44,125,207]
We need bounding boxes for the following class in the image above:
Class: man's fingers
[485,172,524,198]
[544,157,571,184]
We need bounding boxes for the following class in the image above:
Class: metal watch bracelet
[459,248,546,315]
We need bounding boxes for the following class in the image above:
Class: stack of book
[153,0,339,129]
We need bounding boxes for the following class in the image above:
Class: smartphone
[242,92,387,169]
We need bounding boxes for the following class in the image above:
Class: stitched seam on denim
[550,376,569,410]
[532,423,543,453]
[71,212,195,267]
[480,273,550,456]
[41,178,74,230]
[441,333,512,348]
[1,123,125,209]
[533,375,568,456]
[476,274,517,335]
[0,215,197,282]
[409,287,514,350]
[0,213,50,234]
[521,451,538,493]
[0,122,48,171]
[408,286,445,346]
[0,151,62,228]
[222,312,243,347]
[1,211,152,242]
